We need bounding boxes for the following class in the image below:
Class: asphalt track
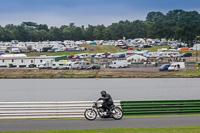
[1,116,200,131]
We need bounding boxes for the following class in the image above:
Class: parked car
[47,49,56,52]
[128,47,133,50]
[87,64,101,70]
[159,64,170,71]
[181,53,192,57]
[116,53,126,58]
[143,45,152,48]
[156,56,163,60]
[119,46,129,49]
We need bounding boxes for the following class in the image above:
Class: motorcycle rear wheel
[84,109,97,121]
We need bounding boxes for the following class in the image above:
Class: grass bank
[0,68,200,78]
[1,126,200,133]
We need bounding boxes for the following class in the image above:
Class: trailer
[109,60,130,68]
[78,61,91,69]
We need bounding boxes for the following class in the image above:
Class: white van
[109,60,130,68]
[65,62,72,69]
[168,62,185,71]
[94,53,104,58]
[38,62,53,69]
[52,62,65,70]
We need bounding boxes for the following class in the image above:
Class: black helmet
[101,91,106,97]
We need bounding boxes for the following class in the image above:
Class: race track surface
[1,116,200,131]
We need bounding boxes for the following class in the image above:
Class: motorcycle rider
[98,91,114,115]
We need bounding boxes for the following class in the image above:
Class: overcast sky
[1,0,200,27]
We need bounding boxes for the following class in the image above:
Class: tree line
[0,9,200,42]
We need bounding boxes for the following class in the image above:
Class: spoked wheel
[112,107,123,120]
[84,109,97,121]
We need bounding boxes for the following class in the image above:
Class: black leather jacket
[100,93,113,104]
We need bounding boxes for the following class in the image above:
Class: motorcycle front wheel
[112,107,123,120]
[84,109,97,121]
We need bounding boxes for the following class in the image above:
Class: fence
[121,99,200,116]
[130,62,196,68]
[0,101,120,119]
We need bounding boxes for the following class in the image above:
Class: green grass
[141,46,170,52]
[175,69,200,77]
[1,126,200,133]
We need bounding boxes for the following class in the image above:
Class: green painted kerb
[120,99,200,116]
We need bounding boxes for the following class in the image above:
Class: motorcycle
[84,101,123,120]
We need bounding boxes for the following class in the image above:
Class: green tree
[38,24,49,31]
[38,30,48,41]
[49,26,62,41]
[62,26,71,40]
[146,11,164,22]
[131,20,148,38]
[175,11,200,41]
[73,27,84,41]
[93,25,105,40]
[84,25,94,40]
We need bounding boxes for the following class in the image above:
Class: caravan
[109,60,130,68]
[71,62,79,69]
[78,61,91,69]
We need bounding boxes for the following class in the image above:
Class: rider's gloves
[98,98,102,101]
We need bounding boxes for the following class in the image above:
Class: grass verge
[1,69,200,78]
[1,126,200,133]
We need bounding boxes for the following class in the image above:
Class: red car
[128,47,133,50]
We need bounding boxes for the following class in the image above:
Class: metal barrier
[121,99,200,116]
[2,99,199,119]
[0,101,120,119]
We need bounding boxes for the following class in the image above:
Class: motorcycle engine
[99,108,104,113]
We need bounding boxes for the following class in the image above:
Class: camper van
[108,53,126,59]
[109,60,130,68]
[71,62,79,70]
[38,62,53,69]
[52,62,65,70]
[78,61,91,69]
[168,62,185,71]
[64,62,72,69]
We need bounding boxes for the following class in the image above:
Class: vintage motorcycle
[84,101,123,120]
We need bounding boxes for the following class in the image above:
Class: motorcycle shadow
[88,117,124,121]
